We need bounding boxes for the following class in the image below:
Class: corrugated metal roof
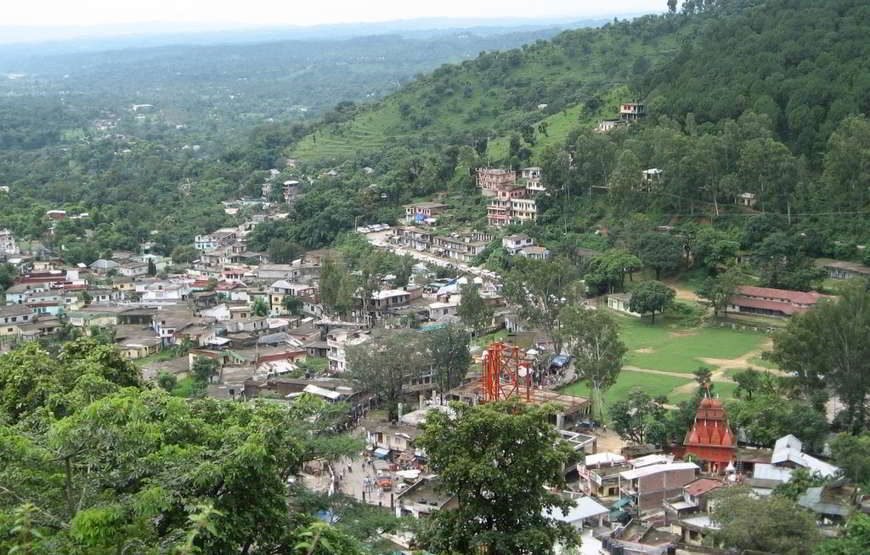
[620,462,698,481]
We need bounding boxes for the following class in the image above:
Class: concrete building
[618,462,699,513]
[404,202,448,225]
[0,228,18,255]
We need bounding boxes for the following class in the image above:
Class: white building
[326,329,370,373]
[0,228,19,255]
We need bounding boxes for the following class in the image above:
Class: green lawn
[560,371,692,408]
[748,356,777,369]
[618,316,767,373]
[669,382,738,405]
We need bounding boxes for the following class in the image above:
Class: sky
[2,0,665,28]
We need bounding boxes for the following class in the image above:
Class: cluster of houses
[567,397,864,553]
[478,167,543,227]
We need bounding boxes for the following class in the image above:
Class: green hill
[292,0,869,167]
[291,14,687,162]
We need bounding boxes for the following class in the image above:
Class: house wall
[636,468,697,512]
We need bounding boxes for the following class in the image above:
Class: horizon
[0,1,664,33]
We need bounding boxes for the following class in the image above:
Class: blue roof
[550,355,570,367]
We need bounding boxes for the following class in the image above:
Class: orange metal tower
[481,342,531,403]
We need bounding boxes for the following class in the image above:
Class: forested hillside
[290,14,688,161]
[278,0,868,257]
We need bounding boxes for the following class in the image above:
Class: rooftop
[620,462,698,481]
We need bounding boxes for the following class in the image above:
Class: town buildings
[476,167,543,227]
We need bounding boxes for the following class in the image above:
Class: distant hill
[0,27,595,129]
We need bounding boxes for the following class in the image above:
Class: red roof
[684,478,725,497]
[735,286,827,306]
[684,397,736,464]
[728,295,803,315]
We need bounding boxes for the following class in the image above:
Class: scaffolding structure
[481,341,531,403]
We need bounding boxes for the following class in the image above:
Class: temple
[683,395,736,473]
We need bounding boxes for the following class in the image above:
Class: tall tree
[829,433,870,486]
[633,232,683,280]
[770,282,869,433]
[416,400,580,555]
[560,306,627,419]
[502,257,578,354]
[457,282,493,336]
[426,324,471,403]
[629,280,676,324]
[346,330,425,421]
[319,257,353,317]
[610,388,668,445]
[696,266,741,317]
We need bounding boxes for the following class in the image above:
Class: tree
[610,389,667,445]
[318,257,353,317]
[691,227,740,272]
[560,306,627,420]
[157,371,177,392]
[696,266,740,317]
[711,487,821,554]
[0,263,16,292]
[770,282,869,433]
[732,368,763,400]
[728,395,829,451]
[633,233,683,280]
[584,249,642,294]
[416,400,581,554]
[829,433,870,486]
[426,324,471,403]
[629,281,675,323]
[753,232,825,291]
[282,295,304,316]
[252,296,269,317]
[191,356,219,386]
[502,258,578,355]
[693,366,713,390]
[816,513,870,555]
[0,388,361,554]
[170,245,199,265]
[346,330,424,422]
[268,238,302,264]
[773,467,826,501]
[457,282,493,336]
[146,258,157,276]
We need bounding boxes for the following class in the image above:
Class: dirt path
[622,338,781,399]
[663,279,701,303]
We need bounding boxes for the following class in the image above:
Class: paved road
[363,231,500,283]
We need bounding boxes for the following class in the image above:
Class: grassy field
[561,372,692,407]
[669,382,738,405]
[619,316,767,373]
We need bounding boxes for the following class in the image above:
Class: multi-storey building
[478,168,542,227]
[194,228,238,251]
[476,168,516,195]
[0,228,18,256]
[519,167,545,192]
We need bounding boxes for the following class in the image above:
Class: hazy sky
[4,0,665,27]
